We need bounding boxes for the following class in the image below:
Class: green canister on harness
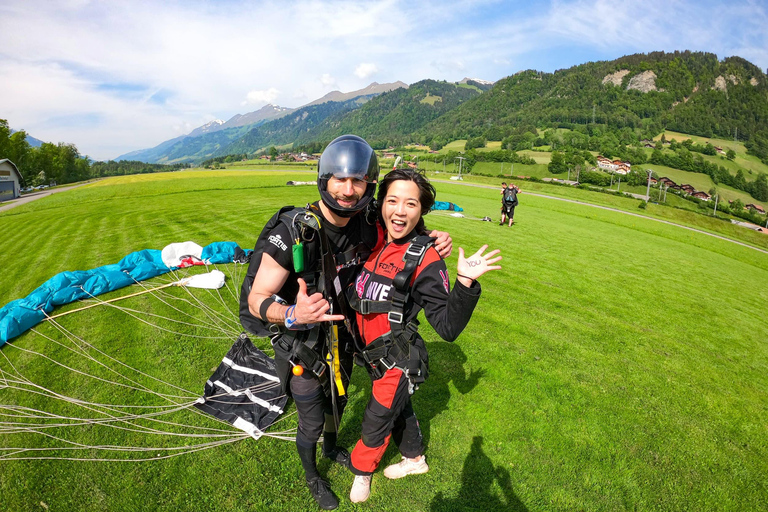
[292,242,305,272]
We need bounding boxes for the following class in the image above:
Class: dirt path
[0,182,95,213]
[431,179,768,255]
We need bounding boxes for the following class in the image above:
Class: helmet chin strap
[319,182,376,218]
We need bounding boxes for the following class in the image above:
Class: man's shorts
[502,203,516,214]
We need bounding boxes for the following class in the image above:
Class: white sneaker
[350,474,372,503]
[383,455,429,479]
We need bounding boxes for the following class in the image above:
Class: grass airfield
[1,169,767,511]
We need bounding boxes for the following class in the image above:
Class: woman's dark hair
[376,168,436,235]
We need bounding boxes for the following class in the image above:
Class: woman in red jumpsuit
[348,168,502,503]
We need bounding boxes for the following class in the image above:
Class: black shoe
[306,477,339,510]
[499,222,504,225]
[323,446,350,468]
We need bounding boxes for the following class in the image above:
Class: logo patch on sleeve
[268,234,288,251]
[439,269,450,293]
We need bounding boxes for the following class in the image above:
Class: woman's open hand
[456,245,501,286]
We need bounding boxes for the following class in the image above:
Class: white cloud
[0,0,766,160]
[354,63,378,79]
[320,74,337,87]
[243,88,281,106]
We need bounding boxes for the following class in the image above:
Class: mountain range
[116,52,768,165]
[115,81,410,163]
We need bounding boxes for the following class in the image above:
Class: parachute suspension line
[130,279,235,336]
[69,292,233,341]
[131,270,241,338]
[129,281,238,339]
[35,320,198,400]
[0,432,250,462]
[0,356,266,446]
[211,261,243,309]
[0,332,294,439]
[0,261,297,461]
[44,281,182,322]
[172,276,242,336]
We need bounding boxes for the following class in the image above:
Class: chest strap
[349,235,435,377]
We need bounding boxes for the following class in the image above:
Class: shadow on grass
[431,436,528,512]
[417,341,485,448]
[338,341,485,466]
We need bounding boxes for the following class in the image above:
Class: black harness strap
[349,235,435,381]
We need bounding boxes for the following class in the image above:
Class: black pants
[284,348,354,447]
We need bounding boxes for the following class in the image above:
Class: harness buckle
[388,311,404,324]
[310,359,327,378]
[380,356,397,371]
[404,243,426,261]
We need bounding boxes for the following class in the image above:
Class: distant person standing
[500,182,520,226]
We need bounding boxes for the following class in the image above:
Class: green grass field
[1,170,767,511]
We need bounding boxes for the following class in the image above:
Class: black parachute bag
[195,333,288,438]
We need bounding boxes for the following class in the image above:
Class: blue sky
[1,0,766,161]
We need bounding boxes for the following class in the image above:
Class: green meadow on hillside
[0,170,766,511]
[654,130,768,178]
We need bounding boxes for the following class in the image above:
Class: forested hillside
[218,80,480,155]
[218,98,365,156]
[308,80,481,147]
[420,52,768,153]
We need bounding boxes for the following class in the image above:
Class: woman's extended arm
[413,245,500,342]
[455,245,502,288]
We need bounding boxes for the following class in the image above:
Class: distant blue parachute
[431,201,463,212]
[0,241,249,346]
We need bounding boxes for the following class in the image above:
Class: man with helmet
[242,135,451,510]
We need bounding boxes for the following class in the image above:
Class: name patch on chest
[356,272,392,301]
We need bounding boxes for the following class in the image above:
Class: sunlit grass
[1,171,766,511]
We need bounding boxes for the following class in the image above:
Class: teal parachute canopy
[431,201,463,212]
[0,241,248,346]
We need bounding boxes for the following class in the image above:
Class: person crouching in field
[500,181,520,226]
[345,168,502,503]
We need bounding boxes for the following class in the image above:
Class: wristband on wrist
[284,305,299,330]
[259,297,275,320]
[457,273,474,282]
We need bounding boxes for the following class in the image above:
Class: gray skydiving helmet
[317,134,379,217]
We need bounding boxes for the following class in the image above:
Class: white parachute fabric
[181,270,226,289]
[161,241,204,268]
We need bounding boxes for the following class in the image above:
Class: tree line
[0,119,189,187]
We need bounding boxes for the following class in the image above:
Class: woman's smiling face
[381,179,422,241]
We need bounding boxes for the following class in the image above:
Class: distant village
[249,147,766,217]
[595,154,766,215]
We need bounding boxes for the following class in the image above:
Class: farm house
[0,159,23,201]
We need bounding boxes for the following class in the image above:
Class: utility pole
[455,156,466,179]
[645,169,653,201]
[663,184,668,202]
[576,165,581,183]
[617,175,621,191]
[713,192,719,215]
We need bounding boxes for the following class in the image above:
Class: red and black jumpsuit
[349,230,481,476]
